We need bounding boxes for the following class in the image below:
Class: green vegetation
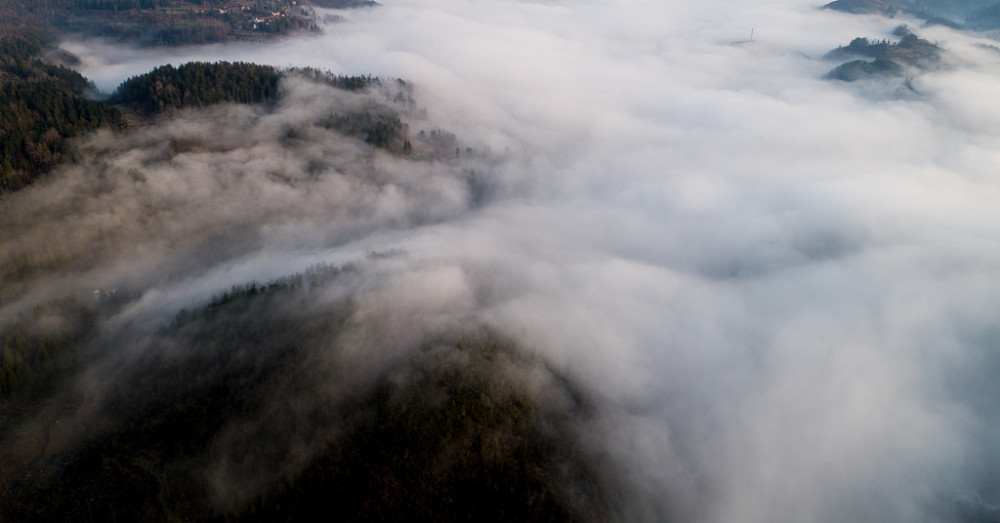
[244,335,607,522]
[0,53,404,193]
[825,27,941,67]
[110,62,405,146]
[285,66,379,91]
[0,296,95,397]
[0,31,123,191]
[0,266,616,521]
[110,61,283,114]
[316,103,404,148]
[824,26,940,82]
[0,2,517,520]
[825,57,905,82]
[0,79,122,190]
[109,63,385,115]
[0,0,399,194]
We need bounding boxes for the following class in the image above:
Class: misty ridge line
[0,60,584,521]
[0,67,503,314]
[0,256,625,520]
[4,0,1000,521]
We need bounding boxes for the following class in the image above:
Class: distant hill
[823,0,914,15]
[0,0,377,49]
[824,26,941,82]
[966,2,1000,28]
[824,0,1000,30]
[826,57,905,81]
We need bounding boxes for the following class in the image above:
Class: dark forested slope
[0,267,619,522]
[0,33,123,191]
[109,61,283,113]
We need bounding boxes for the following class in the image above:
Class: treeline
[108,62,386,114]
[111,62,405,146]
[825,29,939,65]
[109,61,283,114]
[317,106,403,148]
[0,34,123,191]
[287,69,404,148]
[285,66,379,91]
[109,63,383,115]
[1,51,403,192]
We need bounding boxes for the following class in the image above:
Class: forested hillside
[0,47,404,192]
[823,26,942,82]
[109,61,283,113]
[0,266,617,522]
[110,62,406,146]
[0,0,385,191]
[0,33,123,191]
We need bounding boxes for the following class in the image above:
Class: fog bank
[22,0,1000,521]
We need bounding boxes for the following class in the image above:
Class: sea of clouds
[17,0,1000,520]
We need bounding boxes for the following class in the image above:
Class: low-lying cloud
[4,0,1000,521]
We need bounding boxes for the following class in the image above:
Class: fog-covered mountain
[4,1,1000,521]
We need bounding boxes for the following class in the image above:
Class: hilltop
[824,25,942,81]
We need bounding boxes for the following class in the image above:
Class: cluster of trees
[109,62,390,116]
[1,52,408,193]
[0,264,613,521]
[825,57,904,82]
[110,62,406,147]
[152,18,232,45]
[108,63,402,149]
[825,0,1000,31]
[285,66,379,90]
[419,128,458,152]
[825,27,939,64]
[0,0,402,192]
[0,296,94,396]
[109,61,282,113]
[318,106,404,148]
[0,33,123,191]
[823,26,940,82]
[0,80,122,190]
